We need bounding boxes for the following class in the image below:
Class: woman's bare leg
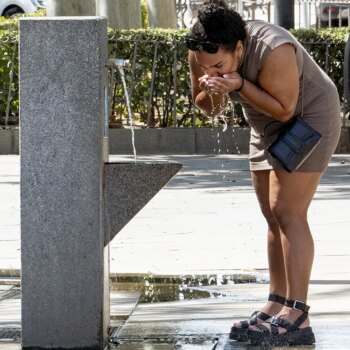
[252,170,287,314]
[233,170,286,328]
[251,169,322,332]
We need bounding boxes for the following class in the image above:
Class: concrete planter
[109,127,251,154]
[1,127,350,155]
[336,126,350,153]
[0,128,19,154]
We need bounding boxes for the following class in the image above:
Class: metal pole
[274,0,295,29]
[173,42,178,127]
[147,42,159,127]
[344,35,350,119]
[5,42,17,128]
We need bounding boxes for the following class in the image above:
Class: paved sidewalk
[2,154,349,280]
[108,154,350,281]
[2,281,350,349]
[1,154,350,349]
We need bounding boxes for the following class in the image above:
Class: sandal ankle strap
[285,299,310,313]
[268,294,286,305]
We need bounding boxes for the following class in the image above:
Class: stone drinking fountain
[20,17,181,349]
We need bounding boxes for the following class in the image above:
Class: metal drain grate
[0,287,21,301]
[0,328,21,342]
[111,335,221,345]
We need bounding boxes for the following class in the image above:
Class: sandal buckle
[270,316,279,327]
[291,300,307,312]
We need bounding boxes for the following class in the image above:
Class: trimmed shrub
[291,27,349,105]
[108,27,349,127]
[0,10,44,126]
[0,12,348,127]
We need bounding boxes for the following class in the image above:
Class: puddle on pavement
[110,274,258,304]
[108,339,220,349]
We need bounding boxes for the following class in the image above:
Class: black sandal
[229,294,286,342]
[248,299,316,346]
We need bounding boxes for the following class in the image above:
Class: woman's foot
[229,294,285,341]
[247,300,315,346]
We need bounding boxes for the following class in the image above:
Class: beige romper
[229,21,341,172]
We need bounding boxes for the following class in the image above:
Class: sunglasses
[185,37,221,54]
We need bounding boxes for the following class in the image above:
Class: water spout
[106,58,137,162]
[116,65,137,163]
[105,58,131,69]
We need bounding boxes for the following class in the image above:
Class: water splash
[222,117,228,132]
[221,95,229,132]
[228,98,243,155]
[208,94,223,154]
[209,93,228,131]
[117,66,137,163]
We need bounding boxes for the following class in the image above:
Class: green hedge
[0,13,349,127]
[291,27,349,101]
[0,15,19,125]
[109,27,349,127]
[0,11,43,126]
[108,28,200,127]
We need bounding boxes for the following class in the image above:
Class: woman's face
[194,41,243,77]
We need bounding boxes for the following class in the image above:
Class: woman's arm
[188,51,228,116]
[209,44,300,122]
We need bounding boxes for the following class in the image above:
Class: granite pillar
[20,17,109,349]
[98,0,142,29]
[147,0,177,29]
[47,0,97,16]
[104,162,182,244]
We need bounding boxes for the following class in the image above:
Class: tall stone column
[98,0,142,29]
[47,0,97,16]
[147,0,177,28]
[48,0,143,29]
[20,17,109,349]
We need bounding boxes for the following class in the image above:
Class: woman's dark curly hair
[188,0,246,52]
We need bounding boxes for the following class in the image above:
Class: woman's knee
[260,204,279,229]
[270,203,307,230]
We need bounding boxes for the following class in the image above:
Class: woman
[187,0,341,346]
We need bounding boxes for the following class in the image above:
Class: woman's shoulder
[245,20,292,37]
[245,20,297,50]
[241,21,303,75]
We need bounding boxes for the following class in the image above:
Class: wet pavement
[113,283,350,349]
[1,154,350,349]
[1,280,350,349]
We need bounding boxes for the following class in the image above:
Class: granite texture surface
[104,162,182,244]
[20,17,108,349]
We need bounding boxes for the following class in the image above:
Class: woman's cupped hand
[198,72,243,95]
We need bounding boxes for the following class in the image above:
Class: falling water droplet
[118,66,137,163]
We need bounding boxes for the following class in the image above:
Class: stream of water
[116,73,240,164]
[118,66,137,163]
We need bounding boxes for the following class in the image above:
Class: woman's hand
[188,50,229,115]
[202,72,243,95]
[198,74,212,94]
